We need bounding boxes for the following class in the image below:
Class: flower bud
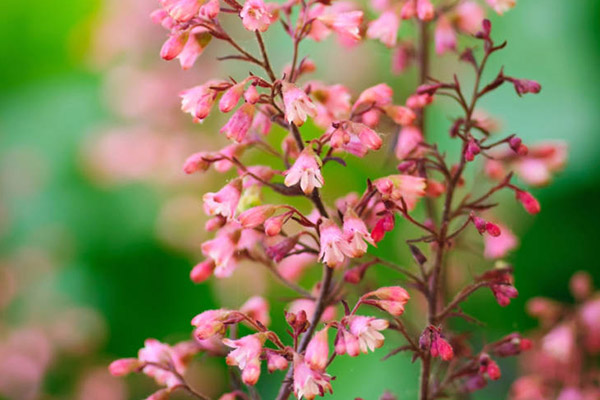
[219,83,245,113]
[190,260,215,283]
[305,328,329,370]
[108,358,141,376]
[160,33,188,60]
[266,351,289,372]
[515,190,541,214]
[238,205,277,228]
[244,84,260,104]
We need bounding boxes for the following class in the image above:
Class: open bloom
[293,354,333,400]
[318,219,349,268]
[367,11,400,48]
[284,147,324,194]
[160,0,202,22]
[348,316,389,354]
[180,80,222,122]
[240,0,274,32]
[282,82,318,126]
[334,327,361,357]
[203,179,242,219]
[223,333,265,385]
[342,210,374,257]
[317,10,363,42]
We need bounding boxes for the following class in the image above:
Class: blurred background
[0,0,599,399]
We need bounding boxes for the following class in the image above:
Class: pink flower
[371,212,395,243]
[580,299,600,352]
[203,179,242,219]
[342,210,374,257]
[238,205,277,228]
[507,77,541,96]
[365,286,410,316]
[542,324,574,362]
[385,105,416,126]
[293,354,333,400]
[400,0,416,19]
[190,259,215,283]
[240,0,274,32]
[282,82,318,126]
[310,82,352,127]
[367,11,400,48]
[416,0,435,21]
[180,81,221,122]
[455,1,485,34]
[191,309,235,339]
[201,230,237,277]
[240,296,270,327]
[318,219,349,268]
[514,142,567,186]
[374,174,427,210]
[334,327,361,357]
[515,190,541,214]
[244,85,260,104]
[177,28,212,70]
[284,147,324,194]
[199,0,220,19]
[160,0,202,22]
[348,316,389,353]
[138,339,183,388]
[287,299,337,323]
[220,103,255,142]
[479,354,501,380]
[486,0,516,15]
[395,125,423,160]
[109,358,141,376]
[431,335,454,361]
[266,351,289,372]
[353,83,393,110]
[318,10,363,42]
[392,44,412,74]
[220,82,247,113]
[223,333,265,385]
[406,93,433,109]
[484,223,518,259]
[491,283,518,306]
[160,32,188,61]
[305,328,329,370]
[349,122,383,151]
[434,16,456,54]
[183,152,210,174]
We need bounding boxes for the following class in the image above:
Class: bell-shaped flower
[282,82,318,126]
[434,16,456,54]
[284,147,324,194]
[240,0,274,32]
[342,210,374,257]
[203,179,242,220]
[367,11,400,48]
[293,354,333,400]
[220,103,255,143]
[223,333,266,385]
[348,316,389,354]
[318,219,349,268]
[305,328,329,370]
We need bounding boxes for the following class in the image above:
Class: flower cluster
[510,272,600,400]
[109,0,566,399]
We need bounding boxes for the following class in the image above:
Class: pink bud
[264,213,289,236]
[219,83,245,113]
[416,0,435,21]
[485,222,501,237]
[238,205,277,228]
[371,213,395,243]
[515,190,541,214]
[244,85,260,104]
[108,358,141,376]
[266,351,289,372]
[183,152,210,174]
[305,328,329,370]
[160,33,188,60]
[190,260,215,283]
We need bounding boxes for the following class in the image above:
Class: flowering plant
[110,0,566,399]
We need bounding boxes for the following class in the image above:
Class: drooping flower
[293,354,333,400]
[191,309,236,339]
[160,32,188,61]
[342,209,375,257]
[284,147,324,194]
[177,27,212,70]
[348,316,389,354]
[515,190,541,214]
[317,10,363,42]
[220,103,255,142]
[190,259,215,283]
[223,333,266,385]
[240,0,274,32]
[109,358,142,376]
[416,0,435,21]
[203,179,242,219]
[374,174,427,210]
[318,219,349,268]
[367,11,400,48]
[364,286,410,316]
[266,351,289,372]
[282,82,318,126]
[220,82,247,113]
[334,327,361,357]
[395,125,423,160]
[455,1,485,34]
[180,80,222,122]
[305,328,329,370]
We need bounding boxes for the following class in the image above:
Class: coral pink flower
[353,83,393,110]
[138,339,182,388]
[282,82,318,126]
[434,16,456,54]
[293,354,333,400]
[240,296,270,327]
[199,0,220,18]
[371,212,395,243]
[284,147,324,194]
[305,328,329,370]
[266,351,289,372]
[367,11,400,48]
[310,82,352,127]
[416,0,435,21]
[203,179,242,219]
[190,259,215,283]
[515,190,541,214]
[334,327,361,357]
[177,27,212,70]
[514,142,567,186]
[215,144,245,173]
[350,122,383,151]
[180,81,221,122]
[365,286,410,316]
[160,0,202,22]
[318,10,363,42]
[223,333,265,385]
[431,334,454,361]
[486,0,516,15]
[348,316,389,353]
[109,358,141,376]
[455,1,485,34]
[240,0,274,32]
[342,210,375,257]
[220,103,255,142]
[484,223,518,259]
[400,0,416,19]
[244,85,260,104]
[491,283,518,306]
[318,219,349,268]
[395,125,423,160]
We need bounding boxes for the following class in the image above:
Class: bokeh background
[1,0,599,399]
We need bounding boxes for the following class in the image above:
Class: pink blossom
[203,179,242,220]
[395,125,423,160]
[318,219,349,268]
[284,147,324,195]
[434,16,456,54]
[160,32,188,61]
[305,328,329,370]
[238,205,277,228]
[287,299,337,323]
[201,229,237,277]
[374,174,426,210]
[278,252,317,282]
[365,286,410,316]
[334,327,361,357]
[244,85,260,104]
[215,144,245,172]
[400,0,416,19]
[266,351,289,372]
[515,190,541,214]
[220,103,255,142]
[455,1,485,34]
[392,44,412,74]
[486,0,516,15]
[183,152,210,174]
[160,0,202,22]
[580,299,600,352]
[431,335,454,361]
[240,296,270,327]
[348,316,389,353]
[180,81,221,122]
[318,10,363,42]
[406,93,433,109]
[240,0,274,32]
[310,82,352,127]
[416,0,435,21]
[190,259,215,283]
[542,324,574,362]
[199,0,220,19]
[223,333,265,385]
[385,105,416,126]
[282,82,318,126]
[177,28,212,70]
[293,354,333,400]
[367,11,400,48]
[108,358,141,376]
[491,283,519,306]
[484,223,518,259]
[219,82,247,113]
[191,309,234,339]
[342,210,374,257]
[353,83,393,110]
